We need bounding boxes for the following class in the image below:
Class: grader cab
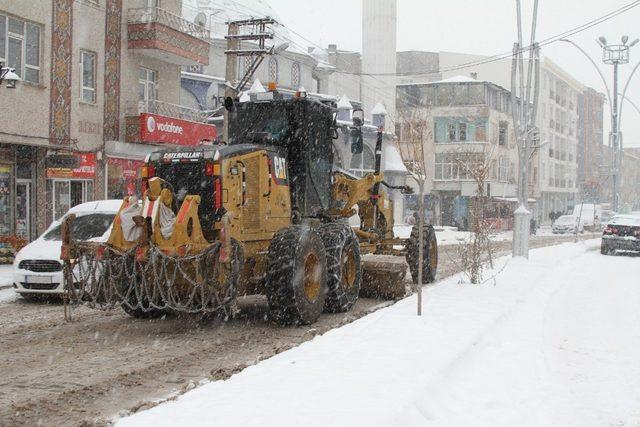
[62,93,438,325]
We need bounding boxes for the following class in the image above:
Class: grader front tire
[266,226,328,326]
[406,225,438,284]
[318,223,362,313]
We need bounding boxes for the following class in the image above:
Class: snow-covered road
[118,240,640,427]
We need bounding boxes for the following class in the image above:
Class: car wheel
[600,243,610,255]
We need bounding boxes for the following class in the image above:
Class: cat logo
[273,156,287,180]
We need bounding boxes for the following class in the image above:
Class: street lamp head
[598,36,608,47]
[622,35,629,45]
[629,38,640,47]
[2,68,20,89]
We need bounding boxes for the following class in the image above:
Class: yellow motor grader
[61,92,438,325]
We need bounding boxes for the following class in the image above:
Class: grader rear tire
[406,225,438,284]
[318,223,362,313]
[266,226,327,326]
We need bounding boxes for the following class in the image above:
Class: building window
[291,62,300,88]
[80,50,96,103]
[459,123,467,141]
[268,57,278,83]
[498,156,509,182]
[435,117,482,143]
[241,56,252,77]
[0,14,41,84]
[349,145,375,177]
[434,153,484,180]
[498,121,508,146]
[138,67,157,112]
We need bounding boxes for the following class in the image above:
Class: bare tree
[395,109,431,315]
[449,145,497,284]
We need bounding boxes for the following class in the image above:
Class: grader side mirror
[350,107,364,154]
[350,129,363,154]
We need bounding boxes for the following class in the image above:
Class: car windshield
[43,213,115,241]
[556,216,576,225]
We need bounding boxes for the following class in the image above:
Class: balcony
[125,100,215,145]
[127,7,210,66]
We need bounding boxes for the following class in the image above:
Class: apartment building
[577,87,606,202]
[536,59,582,222]
[0,0,215,241]
[397,76,518,227]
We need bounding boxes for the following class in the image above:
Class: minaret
[361,0,397,123]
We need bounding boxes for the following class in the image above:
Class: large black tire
[122,304,165,319]
[600,242,611,255]
[318,223,362,313]
[266,226,327,326]
[406,225,438,284]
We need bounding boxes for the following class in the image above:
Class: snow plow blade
[360,255,408,300]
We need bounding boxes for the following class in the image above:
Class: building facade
[397,77,518,228]
[577,87,606,203]
[0,0,216,242]
[536,59,582,222]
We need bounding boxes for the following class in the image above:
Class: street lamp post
[0,62,20,88]
[560,36,638,213]
[597,36,638,212]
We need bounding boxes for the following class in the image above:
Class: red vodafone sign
[139,113,217,146]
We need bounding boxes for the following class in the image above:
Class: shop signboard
[47,152,96,179]
[107,157,143,198]
[139,113,217,146]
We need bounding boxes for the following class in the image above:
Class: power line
[333,0,640,78]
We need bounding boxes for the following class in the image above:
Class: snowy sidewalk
[118,240,640,427]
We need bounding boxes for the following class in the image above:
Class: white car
[12,200,122,299]
[552,215,584,234]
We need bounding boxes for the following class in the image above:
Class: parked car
[570,203,601,231]
[601,214,640,255]
[12,200,122,300]
[552,215,584,234]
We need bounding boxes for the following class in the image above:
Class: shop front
[46,152,96,222]
[0,144,40,241]
[106,157,144,199]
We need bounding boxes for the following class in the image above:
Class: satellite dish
[194,12,207,28]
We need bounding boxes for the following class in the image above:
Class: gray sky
[268,0,640,147]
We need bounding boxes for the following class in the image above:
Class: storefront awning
[0,131,79,150]
[105,140,161,160]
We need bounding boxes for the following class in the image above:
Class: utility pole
[223,17,276,142]
[511,0,540,258]
[223,21,239,143]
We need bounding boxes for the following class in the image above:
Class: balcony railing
[126,100,209,123]
[127,7,209,41]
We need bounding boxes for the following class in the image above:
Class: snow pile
[393,225,511,246]
[118,239,640,427]
[0,264,12,288]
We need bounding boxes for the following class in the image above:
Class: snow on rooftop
[383,143,407,173]
[436,75,482,83]
[337,94,353,110]
[247,79,266,93]
[370,102,388,116]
